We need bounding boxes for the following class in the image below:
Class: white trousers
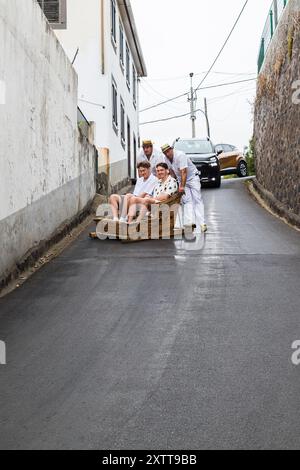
[177,177,205,229]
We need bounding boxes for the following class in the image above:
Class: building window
[120,97,126,149]
[119,23,124,71]
[37,0,67,29]
[126,43,131,90]
[132,65,137,107]
[112,77,118,134]
[111,0,117,50]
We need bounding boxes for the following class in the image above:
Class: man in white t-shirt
[161,143,207,233]
[109,161,157,222]
[137,140,169,175]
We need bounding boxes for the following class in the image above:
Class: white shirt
[169,150,198,183]
[153,176,178,198]
[133,174,158,197]
[137,148,170,174]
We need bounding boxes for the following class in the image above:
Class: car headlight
[209,156,218,166]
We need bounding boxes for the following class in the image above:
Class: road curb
[0,186,133,297]
[0,198,97,297]
[247,179,300,231]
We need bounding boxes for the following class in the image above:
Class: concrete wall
[0,0,97,286]
[254,0,300,224]
[55,0,140,186]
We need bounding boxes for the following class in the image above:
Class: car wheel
[237,161,248,178]
[212,175,221,188]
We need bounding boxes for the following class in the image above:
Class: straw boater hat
[161,143,172,154]
[142,140,153,147]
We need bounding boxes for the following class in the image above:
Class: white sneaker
[113,217,119,222]
[119,217,128,223]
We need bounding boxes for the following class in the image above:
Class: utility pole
[189,73,197,138]
[204,97,211,138]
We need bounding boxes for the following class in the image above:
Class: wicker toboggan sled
[89,193,183,243]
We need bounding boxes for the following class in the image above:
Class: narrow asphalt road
[0,179,299,450]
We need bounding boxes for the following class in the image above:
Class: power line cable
[140,79,187,108]
[195,0,249,91]
[146,71,256,82]
[208,86,256,104]
[199,77,256,91]
[139,77,256,113]
[139,1,249,115]
[140,108,206,126]
[140,92,189,113]
[140,83,256,126]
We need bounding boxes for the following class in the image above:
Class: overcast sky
[131,0,271,150]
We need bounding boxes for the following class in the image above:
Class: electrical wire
[140,108,205,126]
[139,1,250,117]
[140,84,256,126]
[195,0,249,91]
[208,87,256,104]
[139,77,256,113]
[146,71,256,82]
[140,92,189,113]
[198,77,256,91]
[140,79,187,109]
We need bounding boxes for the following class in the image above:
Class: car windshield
[175,140,214,154]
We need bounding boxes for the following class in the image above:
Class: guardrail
[258,0,289,72]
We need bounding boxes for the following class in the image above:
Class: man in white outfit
[161,143,207,233]
[138,140,169,176]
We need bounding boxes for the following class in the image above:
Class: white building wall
[55,1,109,148]
[0,0,97,285]
[55,0,141,186]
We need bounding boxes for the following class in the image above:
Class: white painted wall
[55,0,141,185]
[0,0,96,284]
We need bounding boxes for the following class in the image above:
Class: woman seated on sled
[127,163,178,224]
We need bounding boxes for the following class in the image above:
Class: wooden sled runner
[89,193,183,243]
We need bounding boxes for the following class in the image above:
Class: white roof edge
[117,0,147,77]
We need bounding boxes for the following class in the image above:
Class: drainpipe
[101,0,105,74]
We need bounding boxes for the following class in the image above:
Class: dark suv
[174,138,221,188]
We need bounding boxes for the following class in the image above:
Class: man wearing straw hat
[138,140,169,176]
[161,143,207,233]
